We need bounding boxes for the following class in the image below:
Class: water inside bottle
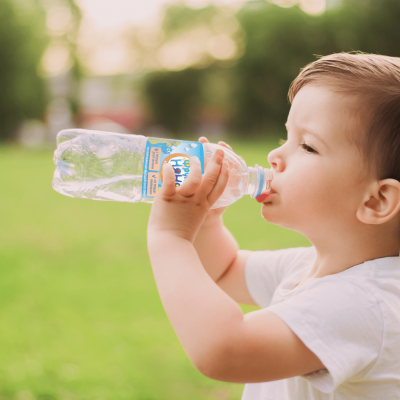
[53,134,145,202]
[52,129,272,207]
[53,170,143,202]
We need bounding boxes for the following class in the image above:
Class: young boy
[147,52,400,399]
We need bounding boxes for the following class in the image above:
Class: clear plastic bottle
[52,129,273,209]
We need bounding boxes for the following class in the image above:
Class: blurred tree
[41,0,83,116]
[140,0,400,137]
[140,3,239,135]
[143,68,204,133]
[231,0,400,135]
[326,0,400,57]
[0,0,83,141]
[0,0,48,140]
[162,3,220,36]
[232,2,325,134]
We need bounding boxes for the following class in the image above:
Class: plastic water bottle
[52,129,273,209]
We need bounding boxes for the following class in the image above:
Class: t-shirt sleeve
[267,278,384,393]
[245,246,314,308]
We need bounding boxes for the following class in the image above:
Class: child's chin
[260,206,285,225]
[260,206,275,221]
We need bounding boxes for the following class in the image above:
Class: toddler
[147,52,400,399]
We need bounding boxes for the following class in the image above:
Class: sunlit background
[1,0,400,399]
[5,0,381,147]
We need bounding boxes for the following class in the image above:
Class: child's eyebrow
[285,122,329,149]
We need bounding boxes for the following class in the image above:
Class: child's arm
[193,215,256,306]
[193,137,256,306]
[193,211,238,283]
[147,151,325,383]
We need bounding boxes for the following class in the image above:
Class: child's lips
[256,189,275,203]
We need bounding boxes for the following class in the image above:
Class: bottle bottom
[53,173,144,203]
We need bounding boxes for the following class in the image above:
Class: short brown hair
[288,52,400,182]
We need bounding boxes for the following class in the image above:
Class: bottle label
[142,138,204,199]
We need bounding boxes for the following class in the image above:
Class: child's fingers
[201,149,225,195]
[218,141,233,151]
[198,137,209,144]
[159,163,176,197]
[178,156,202,197]
[207,162,229,206]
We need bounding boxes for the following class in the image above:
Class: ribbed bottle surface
[52,129,272,208]
[52,129,147,203]
[202,142,251,207]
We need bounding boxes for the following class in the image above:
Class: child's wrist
[201,214,224,229]
[148,230,191,253]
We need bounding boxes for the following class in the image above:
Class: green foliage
[142,68,205,134]
[0,0,48,141]
[232,2,322,133]
[53,0,84,117]
[232,0,400,132]
[162,3,220,35]
[0,141,309,399]
[231,0,400,133]
[142,0,400,137]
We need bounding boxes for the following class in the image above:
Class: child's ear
[357,179,400,225]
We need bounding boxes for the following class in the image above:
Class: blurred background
[1,0,400,399]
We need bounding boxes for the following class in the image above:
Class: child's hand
[147,149,230,243]
[198,136,242,226]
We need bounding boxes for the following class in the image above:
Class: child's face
[262,85,372,238]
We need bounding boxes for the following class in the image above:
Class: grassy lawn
[0,140,310,400]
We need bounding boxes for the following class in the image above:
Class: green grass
[0,141,310,400]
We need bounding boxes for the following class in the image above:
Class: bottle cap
[252,166,272,198]
[255,166,265,198]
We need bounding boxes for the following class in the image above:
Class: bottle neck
[247,165,273,198]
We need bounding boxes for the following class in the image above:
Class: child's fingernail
[216,149,224,158]
[256,193,268,203]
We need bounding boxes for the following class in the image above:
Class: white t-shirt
[242,246,400,400]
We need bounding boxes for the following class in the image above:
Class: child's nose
[267,149,285,172]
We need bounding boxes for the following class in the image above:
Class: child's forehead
[289,85,361,145]
[292,85,355,115]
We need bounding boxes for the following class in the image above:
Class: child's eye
[301,143,316,154]
[279,139,317,154]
